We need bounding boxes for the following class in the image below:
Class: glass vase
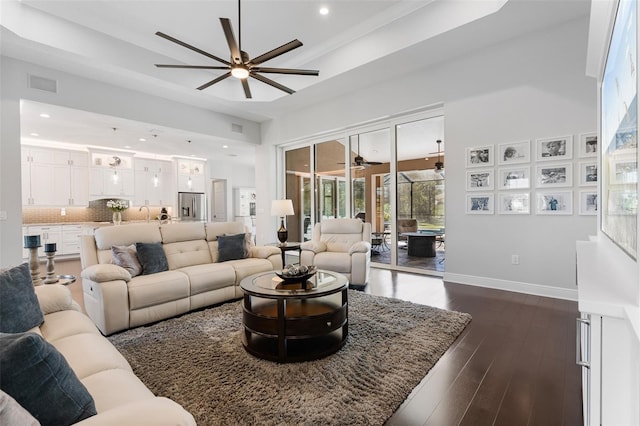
[113,211,122,225]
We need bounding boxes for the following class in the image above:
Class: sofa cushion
[136,242,169,275]
[163,240,212,270]
[39,309,102,344]
[0,263,44,333]
[310,252,352,273]
[160,222,206,243]
[0,332,97,425]
[81,369,155,414]
[127,271,190,310]
[112,244,142,277]
[226,258,276,284]
[178,263,236,294]
[217,233,248,262]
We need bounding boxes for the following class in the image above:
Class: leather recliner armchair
[300,218,371,287]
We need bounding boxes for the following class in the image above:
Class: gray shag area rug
[108,290,471,426]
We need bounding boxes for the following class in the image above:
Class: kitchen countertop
[23,220,178,227]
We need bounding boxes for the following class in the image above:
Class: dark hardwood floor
[56,259,582,426]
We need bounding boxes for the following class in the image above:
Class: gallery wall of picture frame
[464,133,598,215]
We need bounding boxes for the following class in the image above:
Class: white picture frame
[466,169,494,191]
[466,193,494,214]
[498,192,530,214]
[536,191,573,215]
[578,133,598,158]
[497,140,530,165]
[578,161,598,186]
[535,135,573,161]
[610,156,638,184]
[498,166,530,189]
[535,162,573,187]
[579,191,598,215]
[465,145,494,168]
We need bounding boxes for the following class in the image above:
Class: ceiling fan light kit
[155,0,319,98]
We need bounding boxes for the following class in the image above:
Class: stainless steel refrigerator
[178,192,207,221]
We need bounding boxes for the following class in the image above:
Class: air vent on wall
[231,123,243,134]
[27,74,58,93]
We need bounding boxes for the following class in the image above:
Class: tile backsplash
[23,199,169,224]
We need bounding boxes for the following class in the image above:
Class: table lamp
[271,199,294,245]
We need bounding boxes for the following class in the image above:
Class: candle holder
[24,235,42,286]
[43,243,58,284]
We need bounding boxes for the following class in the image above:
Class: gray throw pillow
[218,233,248,262]
[0,332,97,425]
[0,263,44,333]
[111,244,142,277]
[135,242,169,275]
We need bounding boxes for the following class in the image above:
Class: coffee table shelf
[240,270,349,363]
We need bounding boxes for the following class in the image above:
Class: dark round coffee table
[240,270,348,363]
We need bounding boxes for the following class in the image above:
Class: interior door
[211,179,227,222]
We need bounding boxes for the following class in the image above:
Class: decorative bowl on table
[275,264,317,283]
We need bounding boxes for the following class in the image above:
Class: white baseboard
[443,272,578,301]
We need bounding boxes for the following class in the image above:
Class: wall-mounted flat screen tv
[601,0,638,259]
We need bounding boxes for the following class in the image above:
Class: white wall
[0,56,260,267]
[256,16,596,297]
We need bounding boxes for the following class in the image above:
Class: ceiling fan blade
[155,64,230,70]
[219,18,242,64]
[241,79,252,99]
[197,72,231,90]
[156,31,231,66]
[250,40,303,65]
[252,67,319,76]
[250,73,295,94]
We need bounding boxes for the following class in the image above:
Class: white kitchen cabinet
[22,147,89,206]
[134,159,173,206]
[177,159,205,193]
[61,225,83,255]
[576,240,640,426]
[89,167,134,198]
[577,313,640,426]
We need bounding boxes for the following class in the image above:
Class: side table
[272,242,301,267]
[43,274,77,285]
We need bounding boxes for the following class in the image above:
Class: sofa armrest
[75,397,195,426]
[349,241,371,255]
[34,284,78,315]
[81,264,131,283]
[300,241,327,253]
[250,245,281,259]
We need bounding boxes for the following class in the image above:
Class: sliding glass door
[281,108,445,274]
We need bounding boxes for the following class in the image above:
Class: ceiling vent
[27,74,58,93]
[231,123,243,134]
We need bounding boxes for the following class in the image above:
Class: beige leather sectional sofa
[80,221,281,335]
[33,284,196,425]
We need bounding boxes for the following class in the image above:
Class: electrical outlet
[60,208,66,216]
[0,211,7,221]
[511,254,520,265]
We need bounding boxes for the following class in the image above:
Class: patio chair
[397,219,418,248]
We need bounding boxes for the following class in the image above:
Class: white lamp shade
[271,199,294,217]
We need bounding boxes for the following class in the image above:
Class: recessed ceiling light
[222,145,229,149]
[30,133,39,137]
[124,145,131,149]
[319,6,329,15]
[39,113,50,118]
[139,138,146,142]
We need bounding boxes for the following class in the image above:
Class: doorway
[210,179,227,222]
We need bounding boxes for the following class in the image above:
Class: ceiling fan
[339,137,383,168]
[154,0,319,99]
[433,139,444,174]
